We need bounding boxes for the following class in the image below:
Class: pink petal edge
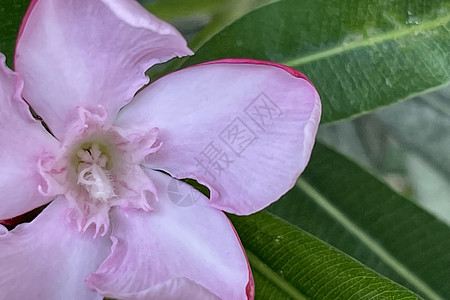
[193,58,314,85]
[15,0,38,51]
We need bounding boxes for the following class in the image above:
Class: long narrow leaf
[182,0,450,123]
[229,211,421,299]
[268,142,450,299]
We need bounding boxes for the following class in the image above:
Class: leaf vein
[296,178,443,300]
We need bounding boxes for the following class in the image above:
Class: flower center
[76,143,115,202]
[36,106,161,237]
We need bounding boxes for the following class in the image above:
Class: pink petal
[87,170,251,300]
[0,54,59,220]
[0,197,111,300]
[104,278,220,300]
[15,0,192,140]
[115,60,321,215]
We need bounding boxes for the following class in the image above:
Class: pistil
[76,143,115,202]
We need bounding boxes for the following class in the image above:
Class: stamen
[76,143,115,202]
[77,149,93,162]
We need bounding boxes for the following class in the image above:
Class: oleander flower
[0,0,321,299]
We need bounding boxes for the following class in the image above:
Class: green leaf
[0,0,29,67]
[145,0,277,49]
[229,211,420,299]
[181,0,450,123]
[144,0,227,21]
[268,142,450,299]
[145,0,277,81]
[315,88,450,223]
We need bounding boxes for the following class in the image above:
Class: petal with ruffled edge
[115,60,321,215]
[0,54,59,220]
[87,170,252,300]
[15,0,192,140]
[0,197,111,300]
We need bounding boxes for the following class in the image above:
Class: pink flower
[0,0,321,299]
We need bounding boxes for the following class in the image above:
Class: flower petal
[102,278,220,300]
[115,60,321,215]
[0,197,111,300]
[0,54,59,220]
[87,170,252,300]
[15,0,192,140]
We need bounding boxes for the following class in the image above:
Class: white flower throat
[76,143,115,202]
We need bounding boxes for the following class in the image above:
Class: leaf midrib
[245,249,308,300]
[281,13,450,67]
[296,178,443,300]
